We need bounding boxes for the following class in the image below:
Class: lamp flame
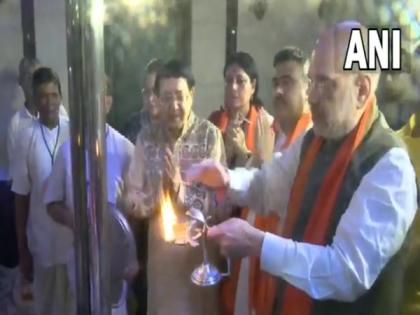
[160,190,177,242]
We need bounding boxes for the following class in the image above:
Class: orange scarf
[211,106,308,315]
[278,95,375,315]
[281,112,312,150]
[247,111,313,315]
[210,105,258,315]
[211,106,258,150]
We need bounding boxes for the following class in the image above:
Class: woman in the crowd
[209,51,274,169]
[208,51,276,315]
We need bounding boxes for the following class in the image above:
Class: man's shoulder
[190,115,222,140]
[11,120,39,156]
[368,113,406,151]
[208,107,224,125]
[193,114,220,131]
[108,125,134,152]
[59,116,70,131]
[8,107,26,130]
[18,119,38,139]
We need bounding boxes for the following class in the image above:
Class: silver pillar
[65,0,110,314]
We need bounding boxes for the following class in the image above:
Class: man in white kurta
[44,124,135,315]
[8,104,67,174]
[44,80,136,315]
[12,67,72,315]
[186,22,418,315]
[7,57,67,181]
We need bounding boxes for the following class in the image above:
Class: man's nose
[274,84,284,96]
[168,99,180,111]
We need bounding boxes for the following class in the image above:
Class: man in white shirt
[12,67,73,315]
[186,21,418,315]
[7,57,68,180]
[0,57,41,314]
[44,76,136,315]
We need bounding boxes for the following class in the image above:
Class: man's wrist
[249,228,265,257]
[224,166,231,188]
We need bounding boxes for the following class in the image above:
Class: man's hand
[123,263,140,282]
[117,177,150,218]
[185,159,230,189]
[163,147,182,194]
[47,202,74,229]
[19,247,33,281]
[207,218,265,259]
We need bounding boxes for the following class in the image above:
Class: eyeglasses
[307,76,335,93]
[159,92,187,105]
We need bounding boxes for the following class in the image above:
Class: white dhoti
[33,263,75,315]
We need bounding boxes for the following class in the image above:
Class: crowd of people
[0,20,419,315]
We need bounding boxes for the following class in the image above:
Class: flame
[160,191,177,242]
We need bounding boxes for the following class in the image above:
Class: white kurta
[44,124,134,212]
[227,138,418,301]
[7,105,67,181]
[11,117,74,315]
[44,125,135,314]
[12,117,72,267]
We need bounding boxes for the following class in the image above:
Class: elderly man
[399,46,420,315]
[186,21,417,315]
[123,60,225,315]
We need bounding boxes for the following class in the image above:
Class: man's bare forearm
[15,194,30,253]
[47,201,73,229]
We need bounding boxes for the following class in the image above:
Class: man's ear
[190,87,195,97]
[355,74,371,108]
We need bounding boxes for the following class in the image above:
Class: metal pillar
[65,0,110,314]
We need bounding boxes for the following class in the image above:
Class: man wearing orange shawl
[272,47,312,153]
[233,47,314,315]
[186,21,417,315]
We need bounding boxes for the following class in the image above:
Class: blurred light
[110,0,168,29]
[91,0,105,26]
[149,11,157,25]
[398,8,412,26]
[391,1,403,15]
[157,13,168,26]
[138,17,147,29]
[122,0,140,10]
[411,23,420,40]
[121,0,154,11]
[379,5,392,25]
